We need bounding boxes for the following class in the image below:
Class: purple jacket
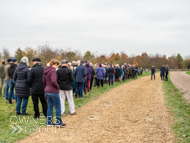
[96,67,105,80]
[86,63,92,80]
[43,66,60,93]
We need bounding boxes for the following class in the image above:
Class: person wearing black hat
[4,59,13,103]
[57,60,76,115]
[8,58,18,104]
[28,58,47,118]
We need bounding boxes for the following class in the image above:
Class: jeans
[5,80,10,100]
[75,82,84,98]
[108,77,114,86]
[45,92,63,125]
[9,79,16,103]
[151,72,155,80]
[16,97,29,114]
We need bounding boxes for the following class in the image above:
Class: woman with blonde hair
[43,59,66,128]
[13,57,30,115]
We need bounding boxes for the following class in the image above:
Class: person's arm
[51,71,59,89]
[83,67,87,77]
[42,73,46,86]
[13,69,17,81]
[70,70,74,82]
[27,69,34,86]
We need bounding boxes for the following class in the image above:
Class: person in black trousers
[107,64,115,86]
[165,65,169,81]
[28,58,47,118]
[90,63,95,90]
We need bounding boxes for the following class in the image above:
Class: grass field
[186,71,190,75]
[0,71,151,143]
[163,75,190,143]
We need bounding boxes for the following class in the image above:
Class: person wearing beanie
[0,60,6,97]
[4,59,13,103]
[85,63,92,92]
[14,57,30,115]
[96,63,105,88]
[28,58,47,118]
[8,58,18,104]
[57,60,76,115]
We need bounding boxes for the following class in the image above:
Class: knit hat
[99,63,102,67]
[7,59,12,62]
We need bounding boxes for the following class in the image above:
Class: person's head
[81,61,84,65]
[61,60,68,67]
[2,60,5,65]
[20,57,29,66]
[90,63,93,67]
[86,63,89,67]
[32,58,41,66]
[72,61,76,66]
[77,60,80,66]
[152,65,154,67]
[99,63,102,67]
[7,58,13,64]
[166,64,168,67]
[49,59,60,69]
[12,58,18,64]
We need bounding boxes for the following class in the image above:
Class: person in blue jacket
[160,64,166,80]
[96,64,105,88]
[74,61,87,98]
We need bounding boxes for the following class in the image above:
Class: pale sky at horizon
[0,0,190,58]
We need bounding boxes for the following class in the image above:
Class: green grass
[0,71,151,143]
[163,75,190,143]
[186,71,190,75]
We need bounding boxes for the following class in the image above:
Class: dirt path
[18,74,174,143]
[170,71,190,102]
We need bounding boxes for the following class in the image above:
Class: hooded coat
[86,63,92,80]
[96,65,105,80]
[13,62,30,98]
[43,66,60,93]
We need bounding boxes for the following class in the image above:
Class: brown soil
[18,73,174,143]
[170,71,190,102]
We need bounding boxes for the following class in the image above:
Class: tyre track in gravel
[18,73,174,143]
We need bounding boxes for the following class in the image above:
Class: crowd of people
[0,57,144,127]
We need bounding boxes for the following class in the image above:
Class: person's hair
[20,57,29,66]
[70,66,74,71]
[49,59,60,66]
[81,61,84,64]
[2,60,5,65]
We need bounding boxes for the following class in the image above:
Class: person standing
[96,64,105,88]
[74,61,87,98]
[0,60,6,96]
[4,59,12,103]
[165,65,169,81]
[43,59,66,127]
[107,64,115,86]
[28,58,47,118]
[90,63,95,90]
[160,64,166,80]
[57,60,76,115]
[151,65,156,80]
[8,58,18,104]
[14,57,30,115]
[85,63,92,92]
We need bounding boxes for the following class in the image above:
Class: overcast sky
[0,0,190,57]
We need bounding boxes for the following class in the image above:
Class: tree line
[0,44,190,69]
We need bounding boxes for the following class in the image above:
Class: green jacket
[0,64,5,79]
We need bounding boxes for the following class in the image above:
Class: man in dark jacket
[74,61,87,98]
[28,58,47,118]
[151,65,156,80]
[8,58,17,104]
[160,64,166,80]
[57,60,76,115]
[90,63,95,90]
[107,64,115,86]
[0,60,6,96]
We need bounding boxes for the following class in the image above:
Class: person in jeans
[107,64,115,86]
[151,65,156,80]
[85,63,92,92]
[0,60,6,97]
[96,64,105,88]
[8,58,18,104]
[14,57,30,115]
[4,59,12,103]
[57,60,76,115]
[43,59,66,128]
[28,58,47,118]
[165,65,169,81]
[74,61,87,98]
